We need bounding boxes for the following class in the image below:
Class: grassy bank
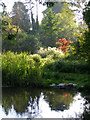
[2,48,89,89]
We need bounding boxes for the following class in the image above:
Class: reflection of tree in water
[43,89,76,111]
[80,90,90,119]
[2,87,77,117]
[2,87,41,116]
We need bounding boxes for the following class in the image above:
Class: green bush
[50,60,89,74]
[2,32,40,53]
[31,54,41,63]
[2,49,89,87]
[2,32,27,52]
[2,51,43,87]
[19,34,40,53]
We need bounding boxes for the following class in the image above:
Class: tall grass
[2,51,43,87]
[2,48,89,87]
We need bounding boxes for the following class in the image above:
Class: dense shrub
[2,51,43,87]
[2,32,27,52]
[19,34,40,53]
[2,50,89,87]
[2,32,40,53]
[46,60,89,74]
[38,47,64,59]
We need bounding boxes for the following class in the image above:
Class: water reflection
[0,87,89,118]
[44,91,74,111]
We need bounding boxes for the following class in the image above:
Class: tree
[0,2,7,53]
[42,2,64,14]
[73,1,90,61]
[19,34,40,53]
[41,2,78,47]
[35,0,39,31]
[56,38,72,54]
[38,0,57,7]
[2,14,23,51]
[1,3,8,37]
[12,2,31,33]
[24,0,39,33]
[54,7,78,42]
[41,8,57,47]
[81,1,90,61]
[68,0,87,23]
[83,1,90,30]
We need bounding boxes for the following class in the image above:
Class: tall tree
[73,1,90,61]
[24,0,39,33]
[81,1,90,61]
[83,1,90,30]
[41,2,78,47]
[12,2,31,33]
[42,2,64,14]
[54,6,78,42]
[41,8,57,47]
[2,13,22,50]
[68,0,89,24]
[35,0,39,30]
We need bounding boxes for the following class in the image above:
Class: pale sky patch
[0,0,47,23]
[0,0,89,24]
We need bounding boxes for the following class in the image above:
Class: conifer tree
[12,2,31,33]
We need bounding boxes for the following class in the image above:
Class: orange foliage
[63,93,68,98]
[56,38,72,53]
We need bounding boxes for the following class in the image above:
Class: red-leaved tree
[56,38,72,53]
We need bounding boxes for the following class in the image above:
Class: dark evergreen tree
[12,2,31,33]
[83,1,90,30]
[35,0,39,31]
[24,0,39,33]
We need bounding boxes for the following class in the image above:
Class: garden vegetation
[1,1,90,91]
[2,47,89,89]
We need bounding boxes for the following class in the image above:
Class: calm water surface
[0,87,89,118]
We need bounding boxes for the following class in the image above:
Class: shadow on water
[0,87,90,118]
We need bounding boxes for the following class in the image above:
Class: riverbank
[2,51,89,90]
